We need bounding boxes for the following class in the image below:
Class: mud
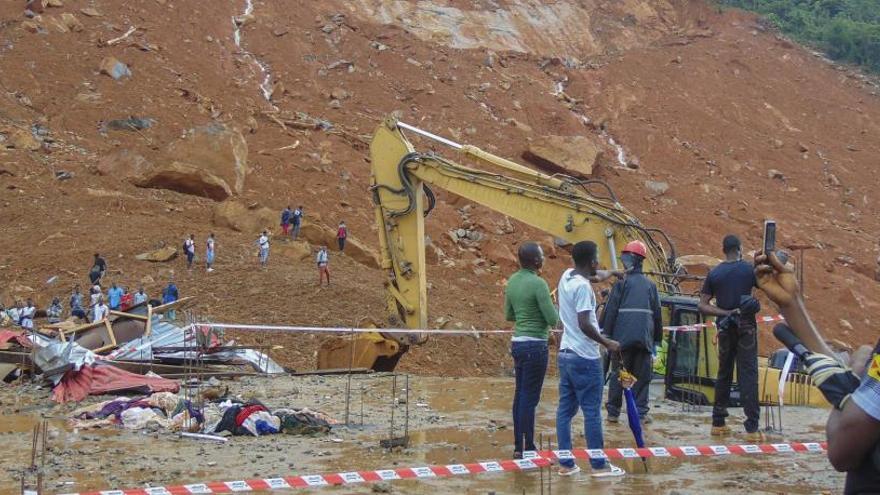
[2,375,841,494]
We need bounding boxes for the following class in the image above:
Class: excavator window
[664,307,710,405]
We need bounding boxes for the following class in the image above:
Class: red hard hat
[622,240,648,258]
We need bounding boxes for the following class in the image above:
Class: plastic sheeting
[52,363,179,403]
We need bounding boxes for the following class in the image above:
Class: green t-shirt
[504,268,559,340]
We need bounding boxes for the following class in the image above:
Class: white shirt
[93,303,109,322]
[133,292,148,305]
[206,238,215,253]
[185,239,195,254]
[258,235,269,249]
[316,249,328,265]
[557,268,601,360]
[90,292,102,306]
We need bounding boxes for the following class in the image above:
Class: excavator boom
[370,117,680,337]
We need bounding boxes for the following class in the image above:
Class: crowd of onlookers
[2,253,181,329]
[1,206,351,330]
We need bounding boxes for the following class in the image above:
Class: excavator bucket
[317,332,404,372]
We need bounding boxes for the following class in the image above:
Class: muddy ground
[1,375,840,494]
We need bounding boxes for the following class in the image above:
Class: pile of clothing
[72,392,204,431]
[210,399,335,437]
[70,392,336,437]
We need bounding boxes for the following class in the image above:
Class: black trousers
[606,347,653,417]
[713,322,760,432]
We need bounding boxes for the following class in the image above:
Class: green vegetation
[718,0,880,71]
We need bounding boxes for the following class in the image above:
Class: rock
[484,243,517,269]
[505,118,532,133]
[6,128,40,150]
[141,275,155,284]
[644,180,669,196]
[212,200,275,233]
[372,482,393,493]
[522,135,602,178]
[275,241,313,262]
[797,142,809,153]
[99,57,132,80]
[94,150,151,177]
[79,7,102,17]
[233,14,253,27]
[135,246,178,262]
[60,13,82,32]
[767,169,785,180]
[22,20,40,33]
[627,156,641,170]
[330,88,350,100]
[298,222,380,268]
[134,161,233,200]
[273,27,289,37]
[164,123,248,195]
[771,138,784,149]
[101,117,154,133]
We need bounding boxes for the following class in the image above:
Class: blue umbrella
[620,368,649,472]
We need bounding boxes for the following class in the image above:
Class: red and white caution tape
[200,315,785,336]
[57,441,824,495]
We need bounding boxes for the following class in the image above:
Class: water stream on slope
[553,80,628,167]
[232,0,274,103]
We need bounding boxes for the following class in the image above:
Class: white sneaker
[206,268,214,272]
[557,465,581,477]
[591,464,625,478]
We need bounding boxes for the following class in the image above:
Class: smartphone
[763,219,777,255]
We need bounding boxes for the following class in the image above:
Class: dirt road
[1,375,840,494]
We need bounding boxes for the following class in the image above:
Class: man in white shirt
[555,240,625,478]
[257,230,270,268]
[93,296,110,322]
[133,286,148,306]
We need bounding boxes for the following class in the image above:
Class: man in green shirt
[504,241,559,458]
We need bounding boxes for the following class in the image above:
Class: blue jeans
[511,340,548,453]
[556,351,607,469]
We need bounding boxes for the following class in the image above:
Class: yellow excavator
[317,117,827,408]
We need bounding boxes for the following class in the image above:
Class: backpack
[182,240,188,252]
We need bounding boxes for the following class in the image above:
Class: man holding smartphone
[698,234,762,440]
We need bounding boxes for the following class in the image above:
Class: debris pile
[1,299,284,403]
[71,392,335,437]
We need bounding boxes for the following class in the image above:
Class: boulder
[60,13,83,32]
[522,135,602,178]
[99,57,131,80]
[275,241,313,262]
[95,149,150,177]
[299,222,380,268]
[212,200,275,233]
[6,128,41,151]
[134,161,233,200]
[135,246,178,262]
[165,123,248,195]
[644,180,669,196]
[484,243,517,269]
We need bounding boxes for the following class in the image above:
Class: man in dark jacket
[602,240,663,424]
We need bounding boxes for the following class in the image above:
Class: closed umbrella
[619,367,648,472]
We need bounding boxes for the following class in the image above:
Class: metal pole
[397,121,463,150]
[404,374,410,441]
[344,329,354,425]
[389,374,396,445]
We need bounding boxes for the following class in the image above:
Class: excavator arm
[371,117,680,346]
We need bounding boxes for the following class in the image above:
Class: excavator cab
[660,296,828,408]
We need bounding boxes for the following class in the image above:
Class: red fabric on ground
[235,404,268,426]
[0,329,33,349]
[52,364,179,403]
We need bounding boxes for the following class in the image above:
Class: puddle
[0,375,843,494]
